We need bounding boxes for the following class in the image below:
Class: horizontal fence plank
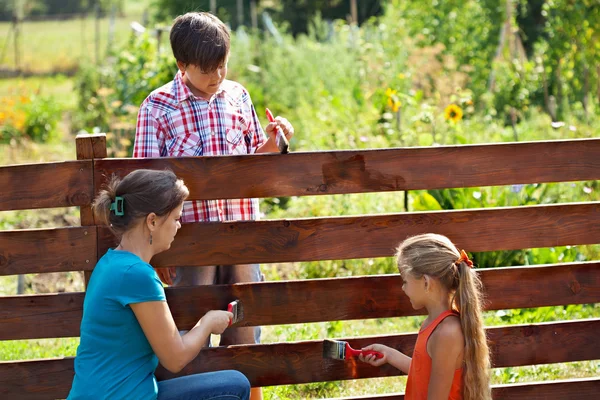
[331,378,600,400]
[154,318,600,385]
[2,319,599,399]
[97,202,600,268]
[0,161,93,211]
[6,203,598,275]
[2,262,599,340]
[94,138,600,200]
[0,227,97,276]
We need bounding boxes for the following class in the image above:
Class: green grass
[0,15,149,75]
[0,75,77,109]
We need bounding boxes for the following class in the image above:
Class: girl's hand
[155,267,176,286]
[265,116,294,142]
[201,310,234,335]
[359,344,391,367]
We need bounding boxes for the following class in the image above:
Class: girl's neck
[116,231,154,263]
[424,295,453,323]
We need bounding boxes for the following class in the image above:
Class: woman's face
[153,203,183,252]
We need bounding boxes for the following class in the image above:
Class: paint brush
[266,108,289,154]
[227,300,244,326]
[322,339,384,360]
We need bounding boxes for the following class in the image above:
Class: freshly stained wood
[331,378,600,400]
[2,262,599,340]
[0,161,93,211]
[76,133,107,287]
[0,227,96,276]
[96,202,600,268]
[5,202,598,275]
[2,319,599,399]
[94,138,600,200]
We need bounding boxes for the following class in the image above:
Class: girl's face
[401,271,428,310]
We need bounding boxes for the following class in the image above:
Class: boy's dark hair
[93,169,189,239]
[170,12,230,73]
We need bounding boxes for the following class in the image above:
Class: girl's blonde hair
[396,233,491,400]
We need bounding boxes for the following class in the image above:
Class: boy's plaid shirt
[133,71,266,223]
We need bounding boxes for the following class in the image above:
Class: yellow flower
[385,88,397,97]
[387,98,401,112]
[444,104,463,123]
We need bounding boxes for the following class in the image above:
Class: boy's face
[177,59,228,100]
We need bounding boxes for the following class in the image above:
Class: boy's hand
[155,267,176,286]
[201,310,234,335]
[265,116,294,143]
[358,344,391,367]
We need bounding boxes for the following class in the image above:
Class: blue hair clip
[110,196,124,216]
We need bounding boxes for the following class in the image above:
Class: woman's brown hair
[92,169,189,238]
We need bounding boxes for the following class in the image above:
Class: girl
[68,169,250,400]
[359,233,491,400]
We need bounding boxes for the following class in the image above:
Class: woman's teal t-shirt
[68,249,166,400]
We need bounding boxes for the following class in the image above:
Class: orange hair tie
[456,250,474,268]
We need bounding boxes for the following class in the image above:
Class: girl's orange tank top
[405,310,463,400]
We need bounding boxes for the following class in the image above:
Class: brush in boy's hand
[227,300,244,326]
[322,339,384,360]
[266,108,289,154]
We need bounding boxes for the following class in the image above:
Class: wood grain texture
[94,138,600,200]
[2,262,598,340]
[76,133,107,287]
[0,161,93,211]
[0,227,96,276]
[96,202,600,268]
[2,319,598,399]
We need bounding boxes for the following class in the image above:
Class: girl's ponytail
[456,261,491,400]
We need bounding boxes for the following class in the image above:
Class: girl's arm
[427,317,465,400]
[359,344,412,374]
[131,301,232,373]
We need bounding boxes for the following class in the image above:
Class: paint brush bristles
[322,339,348,360]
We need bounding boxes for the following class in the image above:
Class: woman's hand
[201,310,234,335]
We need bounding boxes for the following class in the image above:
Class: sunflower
[444,104,463,123]
[387,97,401,112]
[385,88,401,112]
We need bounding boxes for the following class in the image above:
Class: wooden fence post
[76,133,107,287]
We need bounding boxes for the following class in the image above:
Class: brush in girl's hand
[322,339,384,360]
[227,300,244,326]
[266,108,289,154]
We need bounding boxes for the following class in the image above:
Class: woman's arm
[427,317,464,400]
[131,301,231,373]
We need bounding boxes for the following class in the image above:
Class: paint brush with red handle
[266,108,289,154]
[227,300,244,326]
[322,339,384,360]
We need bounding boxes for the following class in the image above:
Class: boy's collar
[174,71,225,104]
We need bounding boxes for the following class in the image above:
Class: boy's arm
[240,89,293,154]
[133,103,164,158]
[242,93,268,153]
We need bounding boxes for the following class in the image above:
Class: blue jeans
[157,370,250,400]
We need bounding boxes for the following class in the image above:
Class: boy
[133,12,294,400]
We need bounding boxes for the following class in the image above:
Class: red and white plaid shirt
[133,71,266,223]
